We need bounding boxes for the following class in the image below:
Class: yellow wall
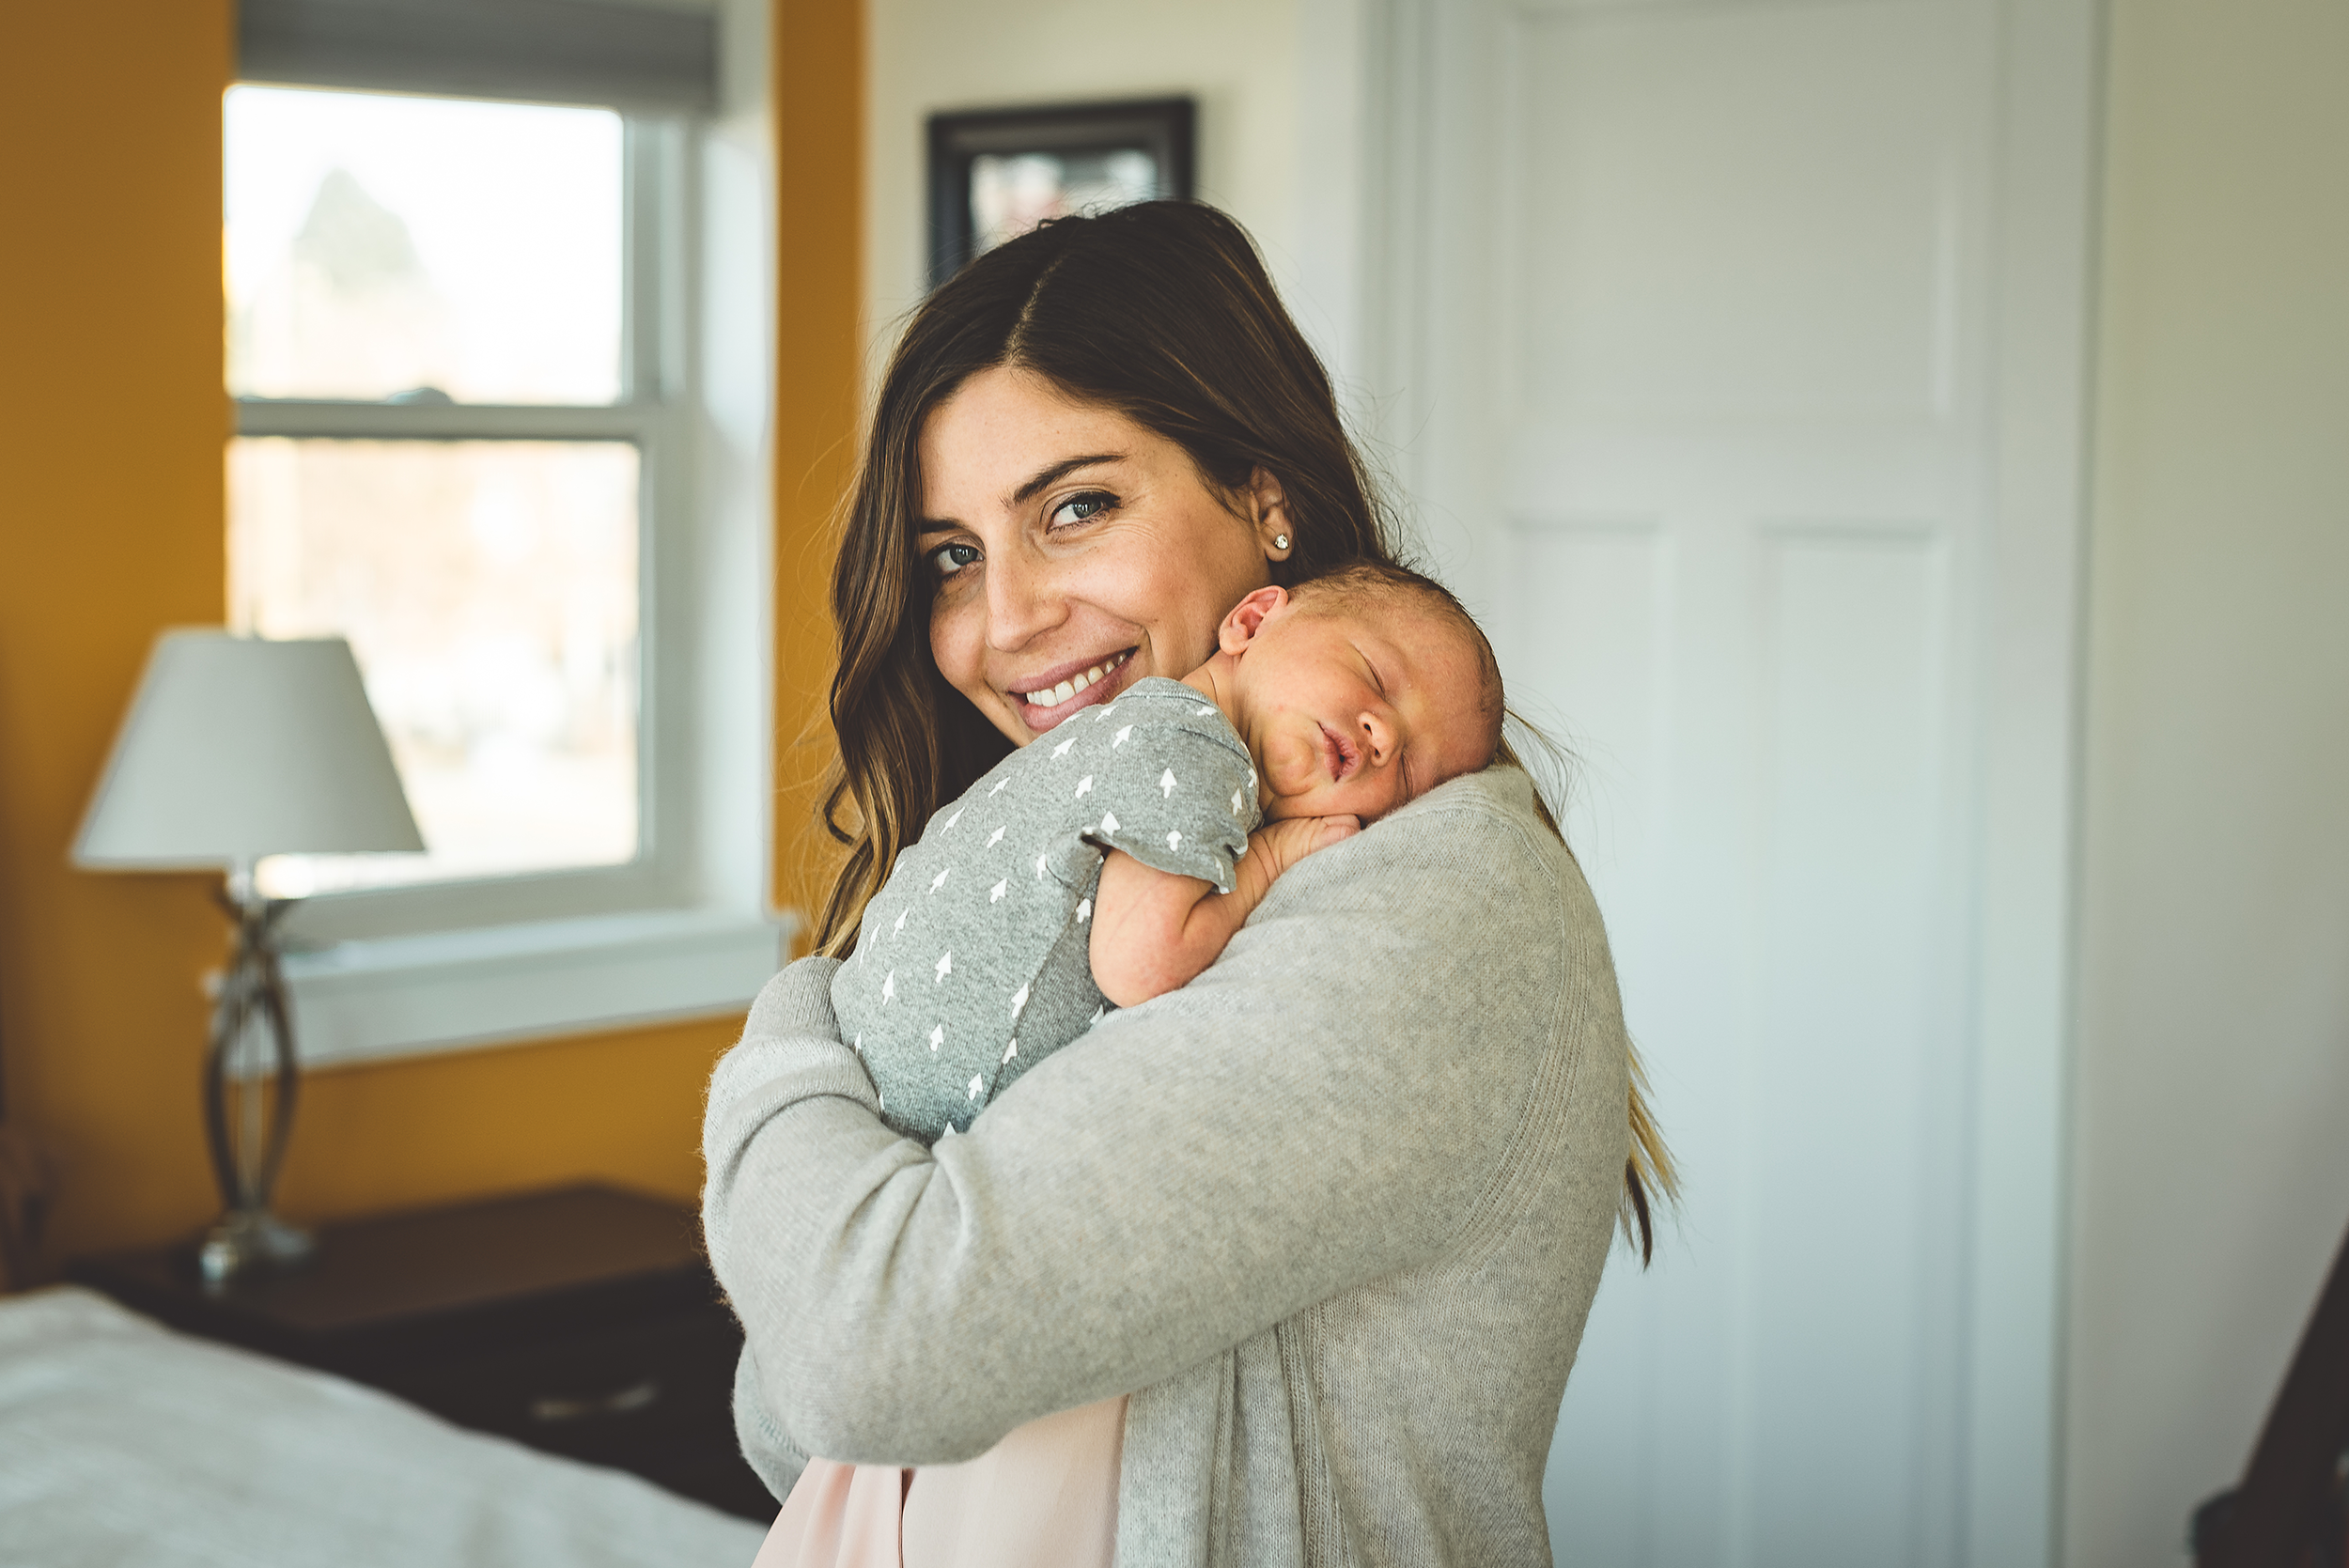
[772,0,863,927]
[0,0,860,1261]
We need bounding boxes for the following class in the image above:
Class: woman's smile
[1010,647,1136,729]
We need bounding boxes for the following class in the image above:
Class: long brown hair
[812,200,1674,1257]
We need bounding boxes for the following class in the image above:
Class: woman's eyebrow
[1011,453,1124,504]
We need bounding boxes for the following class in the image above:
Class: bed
[0,1285,768,1567]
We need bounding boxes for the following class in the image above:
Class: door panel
[1362,0,2052,1562]
[1513,4,1955,422]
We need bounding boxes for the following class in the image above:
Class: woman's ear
[1219,585,1289,655]
[1248,468,1294,562]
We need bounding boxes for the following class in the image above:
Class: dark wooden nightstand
[69,1183,777,1523]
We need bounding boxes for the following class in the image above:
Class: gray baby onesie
[836,676,1262,1141]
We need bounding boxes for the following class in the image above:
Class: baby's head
[1204,562,1503,822]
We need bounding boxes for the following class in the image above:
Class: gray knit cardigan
[701,766,1629,1566]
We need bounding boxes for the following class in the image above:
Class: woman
[702,201,1670,1566]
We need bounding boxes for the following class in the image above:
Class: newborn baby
[836,560,1504,1141]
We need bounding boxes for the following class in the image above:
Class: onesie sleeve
[1073,692,1258,893]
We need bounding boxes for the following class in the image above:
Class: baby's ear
[1219,585,1289,655]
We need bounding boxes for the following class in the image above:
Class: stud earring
[1274,534,1291,551]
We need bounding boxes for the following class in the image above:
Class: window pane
[225,85,622,404]
[230,440,640,894]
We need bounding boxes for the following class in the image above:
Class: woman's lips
[1013,648,1136,730]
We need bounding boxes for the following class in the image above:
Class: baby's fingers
[1252,814,1361,878]
[1311,815,1361,849]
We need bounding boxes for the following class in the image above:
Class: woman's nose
[984,551,1066,651]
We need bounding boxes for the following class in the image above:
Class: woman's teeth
[1020,650,1130,708]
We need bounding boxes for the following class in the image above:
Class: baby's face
[1220,591,1497,822]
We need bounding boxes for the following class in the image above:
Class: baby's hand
[1246,814,1361,884]
[1094,813,1362,1008]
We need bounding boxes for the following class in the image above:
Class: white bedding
[0,1286,767,1568]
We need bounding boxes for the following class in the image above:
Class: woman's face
[919,365,1287,746]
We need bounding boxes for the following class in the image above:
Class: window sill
[279,908,794,1069]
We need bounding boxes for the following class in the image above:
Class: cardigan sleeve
[702,768,1575,1472]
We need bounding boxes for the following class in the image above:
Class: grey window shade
[239,0,717,114]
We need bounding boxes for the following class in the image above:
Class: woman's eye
[927,541,981,577]
[1048,491,1115,529]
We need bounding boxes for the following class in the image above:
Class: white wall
[862,0,1315,380]
[2064,2,2349,1564]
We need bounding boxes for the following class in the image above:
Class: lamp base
[197,880,310,1291]
[197,1208,314,1287]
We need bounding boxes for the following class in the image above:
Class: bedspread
[0,1286,764,1567]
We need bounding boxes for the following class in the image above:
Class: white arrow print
[1003,1038,1018,1063]
[1094,704,1118,722]
[1194,705,1215,717]
[1099,810,1120,834]
[941,807,963,831]
[967,1075,984,1100]
[1052,736,1077,759]
[928,1023,944,1051]
[929,866,951,893]
[881,970,895,1003]
[990,777,1010,796]
[1230,787,1244,816]
[989,878,1006,903]
[1035,851,1050,879]
[1075,775,1093,799]
[935,951,953,981]
[1076,897,1092,923]
[1167,830,1183,851]
[1112,725,1132,747]
[1160,768,1177,798]
[1009,983,1029,1019]
[894,907,910,935]
[986,826,1004,848]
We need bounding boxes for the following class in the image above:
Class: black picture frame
[926,97,1197,288]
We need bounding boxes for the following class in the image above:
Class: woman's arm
[704,770,1578,1468]
[1089,814,1358,1007]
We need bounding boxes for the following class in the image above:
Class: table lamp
[72,631,424,1283]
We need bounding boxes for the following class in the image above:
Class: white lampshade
[73,630,425,869]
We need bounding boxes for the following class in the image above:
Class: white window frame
[235,6,785,1067]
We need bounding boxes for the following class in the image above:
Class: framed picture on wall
[926,97,1196,287]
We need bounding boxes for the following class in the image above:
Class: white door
[1300,1,2097,1563]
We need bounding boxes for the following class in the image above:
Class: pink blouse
[752,1396,1126,1568]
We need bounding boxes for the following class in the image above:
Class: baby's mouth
[1013,648,1134,722]
[1319,722,1360,783]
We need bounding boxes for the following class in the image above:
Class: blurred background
[1,3,2343,1567]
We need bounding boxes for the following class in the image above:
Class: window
[227,86,648,896]
[226,0,782,1064]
